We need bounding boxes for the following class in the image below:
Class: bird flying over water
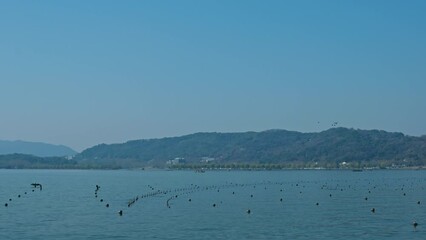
[31,183,42,191]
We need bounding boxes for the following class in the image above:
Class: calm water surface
[0,169,424,239]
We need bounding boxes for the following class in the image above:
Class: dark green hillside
[2,128,425,169]
[76,128,426,168]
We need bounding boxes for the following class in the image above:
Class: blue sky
[1,0,426,151]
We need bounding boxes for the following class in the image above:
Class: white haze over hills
[0,140,77,157]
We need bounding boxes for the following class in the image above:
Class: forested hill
[76,128,426,168]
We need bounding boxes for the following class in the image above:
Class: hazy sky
[1,0,426,151]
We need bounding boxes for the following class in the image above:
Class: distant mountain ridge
[0,140,77,157]
[1,128,425,169]
[76,128,426,168]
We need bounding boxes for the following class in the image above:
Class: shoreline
[0,166,425,171]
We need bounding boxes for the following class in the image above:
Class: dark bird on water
[118,210,123,216]
[413,221,418,228]
[247,209,251,214]
[371,208,376,213]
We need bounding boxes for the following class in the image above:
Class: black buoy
[213,203,216,207]
[9,199,12,202]
[371,208,376,213]
[250,194,253,198]
[417,201,421,205]
[118,210,123,216]
[24,192,27,194]
[100,199,103,202]
[403,193,406,196]
[247,209,251,214]
[188,199,192,202]
[316,202,319,206]
[365,197,368,201]
[5,203,8,207]
[106,204,109,208]
[280,198,283,202]
[413,221,418,228]
[18,195,21,198]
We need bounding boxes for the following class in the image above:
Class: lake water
[0,169,424,239]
